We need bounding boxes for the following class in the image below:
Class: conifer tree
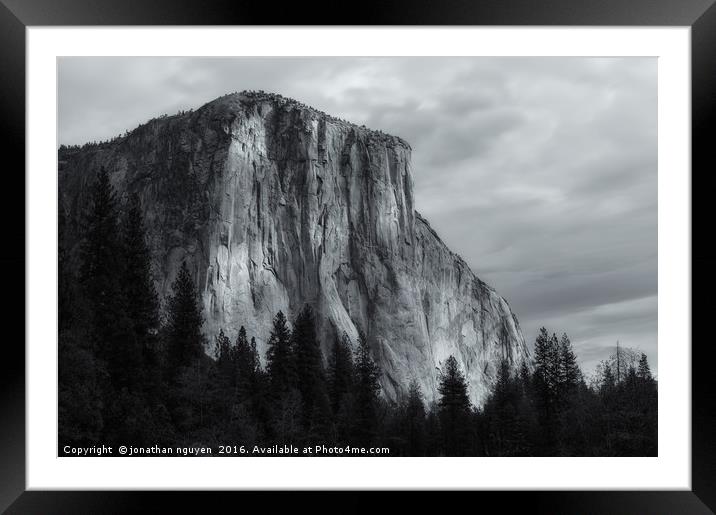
[250,337,261,383]
[600,363,616,395]
[80,168,121,305]
[265,311,295,399]
[214,329,234,385]
[291,305,329,428]
[558,333,580,394]
[58,207,74,331]
[637,353,653,382]
[234,325,249,366]
[79,167,136,390]
[518,360,532,396]
[437,355,471,455]
[165,261,205,373]
[250,336,259,361]
[548,332,561,389]
[235,326,260,399]
[59,203,106,445]
[291,304,326,411]
[121,193,159,350]
[533,327,553,389]
[80,168,126,348]
[403,379,426,455]
[247,336,272,432]
[533,328,562,431]
[635,353,657,454]
[328,332,354,415]
[483,357,514,455]
[119,192,161,392]
[209,329,235,428]
[493,356,513,403]
[353,330,382,445]
[58,331,105,445]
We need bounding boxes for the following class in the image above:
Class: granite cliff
[58,91,529,405]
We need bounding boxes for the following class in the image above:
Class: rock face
[58,91,529,405]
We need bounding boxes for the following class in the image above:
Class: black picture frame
[2,1,715,512]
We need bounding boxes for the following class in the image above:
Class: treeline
[59,168,657,456]
[58,109,195,154]
[478,332,657,456]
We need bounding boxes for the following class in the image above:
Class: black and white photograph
[57,56,658,458]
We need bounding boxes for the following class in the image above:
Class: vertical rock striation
[59,91,529,405]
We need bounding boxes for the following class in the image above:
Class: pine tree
[328,332,354,415]
[558,333,580,394]
[165,261,205,373]
[437,355,471,455]
[79,168,127,350]
[634,353,657,455]
[208,329,235,429]
[291,305,329,431]
[235,326,260,399]
[79,167,136,391]
[59,203,106,445]
[637,353,653,382]
[548,332,561,390]
[404,379,426,455]
[121,193,159,351]
[265,311,295,399]
[483,356,516,455]
[58,207,74,331]
[120,192,161,393]
[533,327,555,392]
[250,337,261,382]
[519,360,532,396]
[80,168,121,310]
[214,329,234,385]
[353,330,381,445]
[551,333,583,454]
[58,330,105,445]
[265,312,301,444]
[533,327,560,440]
[243,334,269,433]
[600,363,616,395]
[493,356,513,404]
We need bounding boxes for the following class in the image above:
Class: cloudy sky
[58,57,658,377]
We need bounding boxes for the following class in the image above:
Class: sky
[58,57,658,377]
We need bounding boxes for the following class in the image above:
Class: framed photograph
[4,0,715,512]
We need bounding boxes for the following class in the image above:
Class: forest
[59,168,657,457]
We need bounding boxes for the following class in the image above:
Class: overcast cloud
[58,57,657,377]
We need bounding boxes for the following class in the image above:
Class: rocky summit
[58,91,530,405]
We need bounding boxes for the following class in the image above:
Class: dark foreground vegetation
[59,169,657,456]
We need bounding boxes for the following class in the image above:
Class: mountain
[58,91,529,405]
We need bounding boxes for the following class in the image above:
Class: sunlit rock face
[58,91,529,406]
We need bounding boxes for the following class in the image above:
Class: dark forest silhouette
[58,168,657,456]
